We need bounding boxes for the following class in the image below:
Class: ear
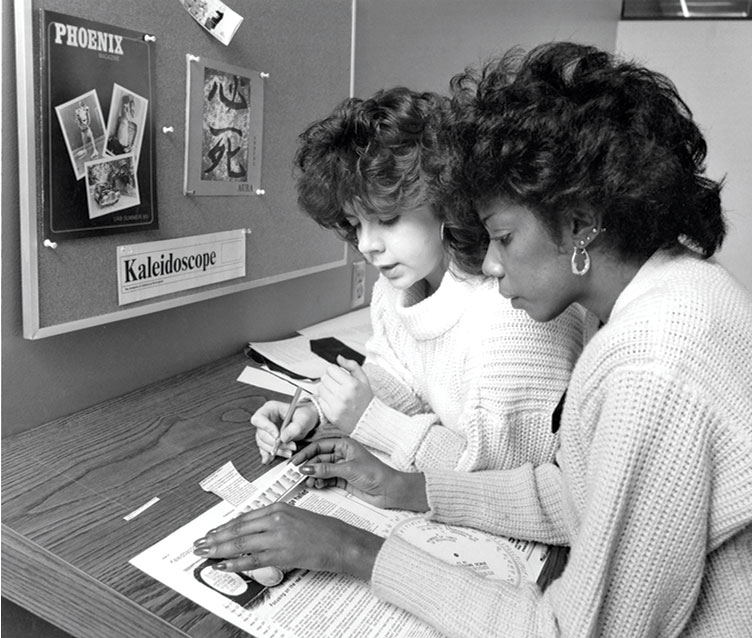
[567,208,604,249]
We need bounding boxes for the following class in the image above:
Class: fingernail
[194,547,210,556]
[300,465,314,475]
[194,537,208,547]
[213,562,227,571]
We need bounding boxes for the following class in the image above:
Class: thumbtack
[43,239,58,249]
[162,126,174,134]
[143,34,156,43]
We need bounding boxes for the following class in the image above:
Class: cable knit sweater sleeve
[353,274,586,472]
[372,368,745,638]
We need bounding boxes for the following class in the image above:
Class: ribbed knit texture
[372,250,752,637]
[352,270,588,472]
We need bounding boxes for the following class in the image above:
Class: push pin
[260,72,270,79]
[43,239,58,249]
[143,34,156,43]
[255,188,265,195]
[162,126,174,134]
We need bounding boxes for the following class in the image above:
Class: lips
[497,282,514,299]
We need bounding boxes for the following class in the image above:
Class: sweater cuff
[351,397,429,469]
[424,467,532,525]
[371,532,454,624]
[423,465,567,544]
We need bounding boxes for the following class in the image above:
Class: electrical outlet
[350,260,366,308]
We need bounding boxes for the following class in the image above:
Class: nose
[357,222,383,256]
[482,244,504,279]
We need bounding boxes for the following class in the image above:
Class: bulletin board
[14,0,355,338]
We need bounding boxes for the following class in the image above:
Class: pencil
[271,386,303,459]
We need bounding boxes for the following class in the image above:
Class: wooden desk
[2,353,285,638]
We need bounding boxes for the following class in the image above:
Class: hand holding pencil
[270,386,303,458]
[250,389,319,464]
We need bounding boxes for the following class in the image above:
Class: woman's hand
[251,400,319,464]
[317,356,374,434]
[293,437,429,512]
[193,503,383,582]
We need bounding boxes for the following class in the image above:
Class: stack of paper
[239,307,373,394]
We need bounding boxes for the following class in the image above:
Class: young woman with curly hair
[251,86,585,473]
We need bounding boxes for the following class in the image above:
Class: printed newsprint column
[117,230,246,305]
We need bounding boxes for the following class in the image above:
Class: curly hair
[443,42,726,274]
[294,87,453,247]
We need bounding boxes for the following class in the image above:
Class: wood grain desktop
[2,353,286,638]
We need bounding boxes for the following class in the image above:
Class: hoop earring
[440,222,446,241]
[571,244,590,276]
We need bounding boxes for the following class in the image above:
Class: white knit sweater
[352,270,587,472]
[372,250,752,637]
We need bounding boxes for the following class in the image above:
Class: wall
[616,21,752,292]
[354,0,621,95]
[1,0,622,436]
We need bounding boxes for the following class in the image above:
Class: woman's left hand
[317,355,374,434]
[193,503,384,581]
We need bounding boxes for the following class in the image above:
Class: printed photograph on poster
[184,55,264,196]
[105,83,148,165]
[42,10,157,239]
[54,89,106,180]
[85,154,140,219]
[178,0,244,46]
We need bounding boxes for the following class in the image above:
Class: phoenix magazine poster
[41,10,158,239]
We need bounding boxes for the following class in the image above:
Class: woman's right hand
[292,437,429,512]
[251,400,319,464]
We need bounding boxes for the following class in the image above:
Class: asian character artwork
[202,69,251,181]
[184,56,264,196]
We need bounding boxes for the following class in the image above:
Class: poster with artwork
[42,10,158,239]
[184,55,264,196]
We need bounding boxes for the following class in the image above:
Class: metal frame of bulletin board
[14,0,356,339]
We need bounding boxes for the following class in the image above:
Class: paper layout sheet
[247,307,373,382]
[248,335,328,381]
[130,460,549,638]
[297,307,372,353]
[236,366,311,397]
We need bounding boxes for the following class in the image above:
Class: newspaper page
[130,460,550,638]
